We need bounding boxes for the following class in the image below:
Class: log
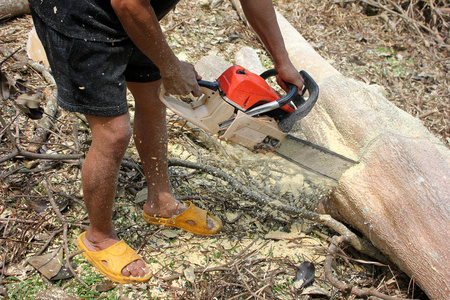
[0,0,29,19]
[272,10,450,299]
[330,134,450,298]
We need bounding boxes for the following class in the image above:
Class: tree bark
[0,0,30,19]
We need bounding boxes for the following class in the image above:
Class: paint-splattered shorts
[31,9,161,117]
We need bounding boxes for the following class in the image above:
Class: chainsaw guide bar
[274,135,358,181]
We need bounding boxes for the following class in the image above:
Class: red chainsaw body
[217,65,294,113]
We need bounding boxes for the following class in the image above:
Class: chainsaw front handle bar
[245,69,318,120]
[259,69,319,107]
[278,70,319,132]
[259,69,298,108]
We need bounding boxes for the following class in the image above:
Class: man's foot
[83,231,150,278]
[142,192,216,230]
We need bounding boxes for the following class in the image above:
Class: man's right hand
[161,61,203,97]
[112,0,202,98]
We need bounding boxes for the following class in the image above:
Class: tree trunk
[273,10,450,299]
[0,0,30,19]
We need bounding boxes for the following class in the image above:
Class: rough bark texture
[274,10,450,299]
[0,0,29,19]
[329,134,450,297]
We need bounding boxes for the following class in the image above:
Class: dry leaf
[183,265,196,283]
[50,262,76,281]
[160,229,180,238]
[294,261,315,290]
[27,247,63,279]
[15,93,44,119]
[1,71,11,100]
[3,263,33,277]
[95,280,116,293]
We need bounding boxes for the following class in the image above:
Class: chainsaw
[160,65,357,181]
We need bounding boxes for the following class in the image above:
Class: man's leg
[128,80,216,231]
[128,80,189,218]
[82,113,149,278]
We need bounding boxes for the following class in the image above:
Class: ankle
[143,195,186,217]
[85,228,117,245]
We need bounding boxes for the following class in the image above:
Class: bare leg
[82,113,149,278]
[128,80,188,217]
[128,81,216,231]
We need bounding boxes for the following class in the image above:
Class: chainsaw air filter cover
[217,66,285,112]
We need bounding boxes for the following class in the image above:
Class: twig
[162,265,230,281]
[0,148,83,163]
[0,112,20,137]
[0,112,19,150]
[0,48,21,67]
[34,228,64,256]
[359,0,447,45]
[418,109,439,119]
[0,217,40,224]
[43,178,87,287]
[235,264,264,300]
[325,235,405,299]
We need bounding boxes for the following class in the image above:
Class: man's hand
[276,62,304,94]
[161,61,203,97]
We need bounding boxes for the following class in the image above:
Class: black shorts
[31,10,162,117]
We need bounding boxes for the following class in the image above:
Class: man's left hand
[275,62,304,94]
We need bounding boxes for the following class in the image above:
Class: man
[28,0,304,283]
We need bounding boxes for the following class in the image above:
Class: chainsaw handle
[277,71,319,132]
[259,69,319,109]
[259,69,298,108]
[299,71,319,105]
[197,80,220,91]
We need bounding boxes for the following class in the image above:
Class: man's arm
[239,0,304,91]
[110,0,202,96]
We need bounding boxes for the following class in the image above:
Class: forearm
[110,0,179,77]
[239,0,290,67]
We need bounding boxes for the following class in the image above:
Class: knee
[92,123,132,159]
[86,114,133,159]
[104,124,132,153]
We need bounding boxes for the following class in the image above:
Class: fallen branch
[0,0,30,19]
[359,0,447,46]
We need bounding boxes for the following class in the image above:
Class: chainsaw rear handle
[195,70,298,117]
[197,73,298,108]
[197,80,220,91]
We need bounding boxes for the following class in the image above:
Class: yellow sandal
[77,232,151,284]
[143,201,222,236]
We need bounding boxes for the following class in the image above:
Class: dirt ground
[0,0,448,299]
